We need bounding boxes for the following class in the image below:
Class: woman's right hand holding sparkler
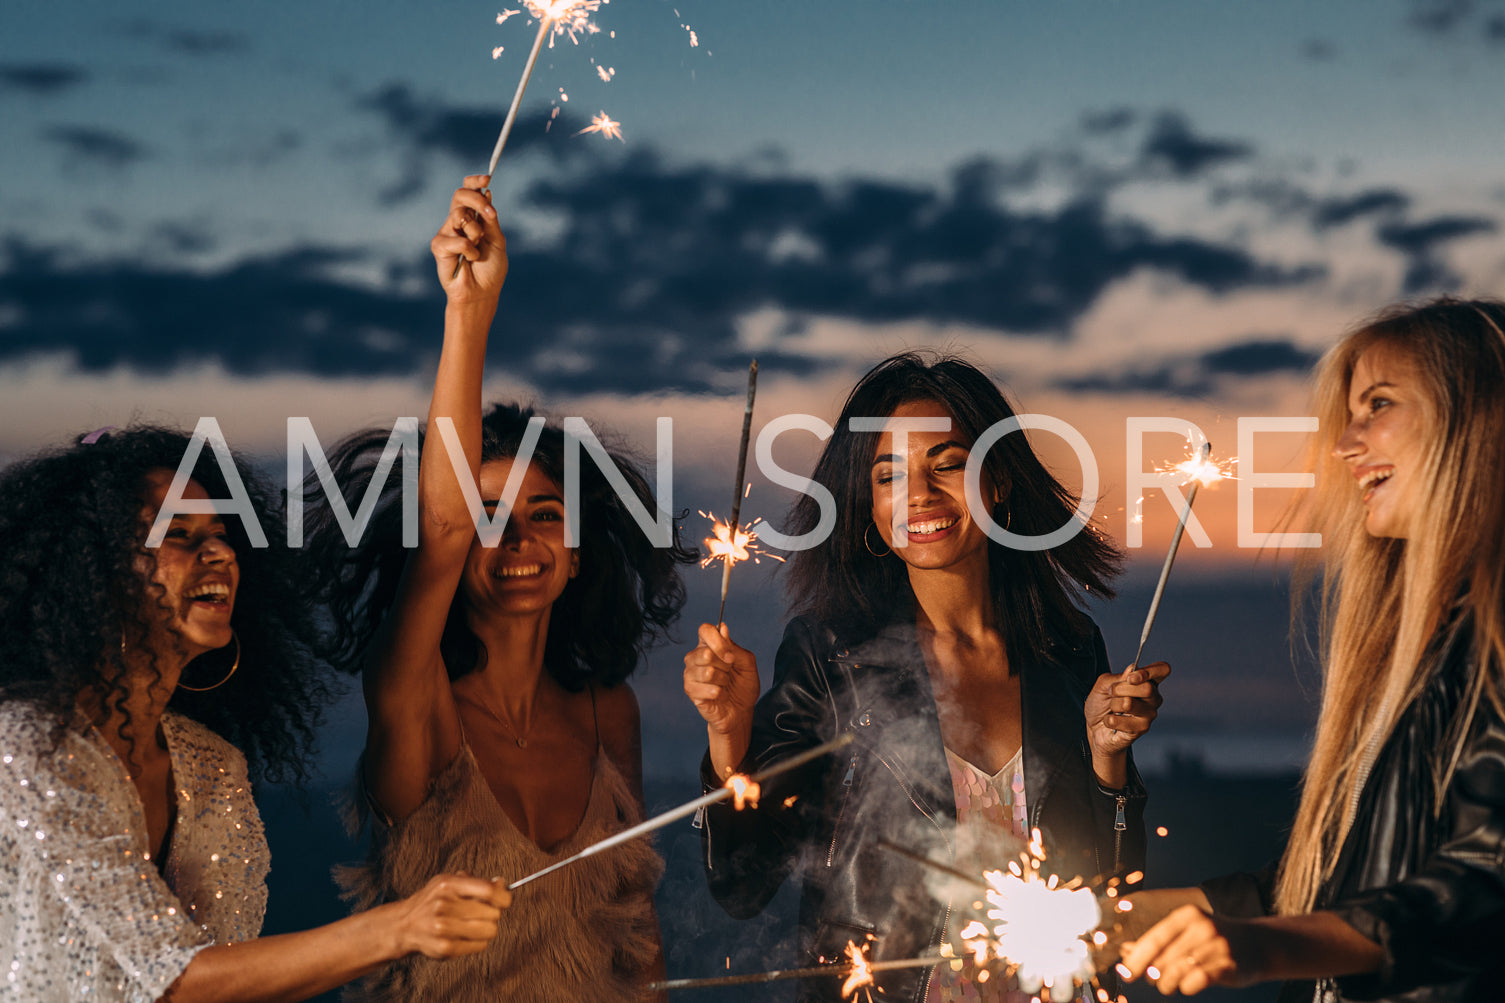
[432,174,508,306]
[683,623,761,781]
[384,872,514,960]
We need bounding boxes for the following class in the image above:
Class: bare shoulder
[594,682,643,765]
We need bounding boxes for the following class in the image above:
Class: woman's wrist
[707,724,751,781]
[1092,748,1128,789]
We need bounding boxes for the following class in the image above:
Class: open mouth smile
[904,515,958,536]
[495,563,545,579]
[1357,466,1393,503]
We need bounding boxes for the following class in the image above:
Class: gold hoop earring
[178,630,240,693]
[863,523,891,557]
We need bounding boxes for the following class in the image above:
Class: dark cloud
[1138,112,1253,179]
[1311,188,1410,229]
[0,239,431,376]
[1406,0,1475,33]
[1058,337,1318,398]
[0,63,88,96]
[40,126,148,170]
[164,29,249,56]
[0,142,1326,393]
[1299,38,1337,60]
[1487,12,1505,39]
[1201,339,1319,375]
[1080,107,1137,134]
[117,20,250,56]
[1376,214,1498,292]
[355,83,593,205]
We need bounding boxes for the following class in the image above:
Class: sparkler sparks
[961,847,1102,1001]
[577,110,624,140]
[523,0,607,46]
[839,940,875,999]
[725,773,760,811]
[699,512,782,570]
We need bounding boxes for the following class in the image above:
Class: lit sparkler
[706,360,761,627]
[504,731,852,890]
[1130,441,1220,671]
[576,110,624,140]
[840,940,876,1000]
[453,0,608,279]
[878,835,1104,1002]
[648,948,945,995]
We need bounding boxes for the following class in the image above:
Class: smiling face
[138,468,239,666]
[868,399,995,575]
[1334,346,1430,539]
[461,457,577,619]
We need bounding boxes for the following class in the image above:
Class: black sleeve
[700,617,842,919]
[1200,868,1277,918]
[1329,707,1505,999]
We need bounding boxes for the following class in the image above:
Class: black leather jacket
[700,615,1146,1002]
[1203,611,1505,1002]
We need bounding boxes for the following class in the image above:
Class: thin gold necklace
[470,683,535,749]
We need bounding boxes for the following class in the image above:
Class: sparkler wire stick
[1129,441,1212,671]
[506,729,851,890]
[450,15,552,280]
[716,359,758,627]
[648,955,947,992]
[875,839,990,891]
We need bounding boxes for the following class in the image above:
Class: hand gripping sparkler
[503,730,852,891]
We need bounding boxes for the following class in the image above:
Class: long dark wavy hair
[0,425,333,784]
[307,403,695,690]
[786,353,1123,666]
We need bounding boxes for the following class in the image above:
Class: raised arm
[363,176,508,822]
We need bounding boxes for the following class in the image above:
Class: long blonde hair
[1274,297,1505,915]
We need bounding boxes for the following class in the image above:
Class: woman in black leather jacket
[684,353,1169,1002]
[1119,298,1505,1002]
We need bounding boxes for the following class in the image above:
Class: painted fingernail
[1146,965,1161,981]
[1114,963,1132,980]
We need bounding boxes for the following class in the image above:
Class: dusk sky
[5,0,1505,779]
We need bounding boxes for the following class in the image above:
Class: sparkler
[879,833,1102,1002]
[577,110,623,140]
[504,730,852,890]
[452,0,607,279]
[706,360,759,627]
[648,951,946,994]
[1130,441,1220,671]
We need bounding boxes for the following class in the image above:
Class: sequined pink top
[0,703,268,1002]
[926,746,1031,1003]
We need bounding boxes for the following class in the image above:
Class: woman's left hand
[1117,905,1262,995]
[1086,660,1169,760]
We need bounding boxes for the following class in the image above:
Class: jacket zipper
[826,753,859,867]
[1113,794,1127,875]
[874,750,951,853]
[919,900,948,1003]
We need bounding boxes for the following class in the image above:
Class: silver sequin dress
[0,702,269,1002]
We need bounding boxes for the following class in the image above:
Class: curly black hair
[0,425,334,785]
[306,402,695,690]
[785,352,1123,666]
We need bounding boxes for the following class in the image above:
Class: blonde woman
[1119,298,1505,1001]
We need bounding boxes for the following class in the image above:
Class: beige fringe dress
[338,737,663,1003]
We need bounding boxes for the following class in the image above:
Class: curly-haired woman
[0,425,511,1003]
[308,178,693,1002]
